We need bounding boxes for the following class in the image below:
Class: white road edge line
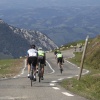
[62,92,74,96]
[13,59,27,78]
[51,80,57,83]
[52,87,60,90]
[58,78,64,80]
[50,83,55,86]
[46,60,55,74]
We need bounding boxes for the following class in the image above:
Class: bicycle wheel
[38,63,41,82]
[59,62,62,74]
[30,64,33,86]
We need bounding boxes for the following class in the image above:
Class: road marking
[62,92,74,96]
[67,77,73,78]
[13,59,27,78]
[51,80,57,83]
[46,60,55,74]
[50,83,55,86]
[0,96,27,99]
[58,78,64,80]
[52,87,60,90]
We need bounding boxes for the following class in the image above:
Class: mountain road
[0,49,89,100]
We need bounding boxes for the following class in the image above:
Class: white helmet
[38,47,42,50]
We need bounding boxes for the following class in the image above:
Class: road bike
[58,61,63,74]
[30,63,36,86]
[38,62,44,82]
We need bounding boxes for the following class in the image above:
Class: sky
[0,0,100,9]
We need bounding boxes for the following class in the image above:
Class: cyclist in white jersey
[27,44,38,80]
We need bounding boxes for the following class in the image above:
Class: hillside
[60,35,100,100]
[85,35,100,69]
[0,19,58,58]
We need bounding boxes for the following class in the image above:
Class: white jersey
[27,48,38,57]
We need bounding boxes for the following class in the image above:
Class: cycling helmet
[38,47,42,50]
[57,49,61,53]
[30,44,35,48]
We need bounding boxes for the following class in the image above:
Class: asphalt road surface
[0,49,89,100]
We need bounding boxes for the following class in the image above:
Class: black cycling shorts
[27,57,38,67]
[57,57,62,64]
[38,56,45,64]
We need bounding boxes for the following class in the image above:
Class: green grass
[60,35,100,100]
[60,51,100,100]
[0,59,24,78]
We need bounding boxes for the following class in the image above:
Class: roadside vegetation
[60,35,100,100]
[0,58,24,78]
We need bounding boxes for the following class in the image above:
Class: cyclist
[54,49,57,59]
[27,44,38,81]
[54,49,60,59]
[56,50,64,70]
[37,47,46,80]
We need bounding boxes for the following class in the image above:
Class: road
[0,49,89,100]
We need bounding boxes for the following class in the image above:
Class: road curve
[0,49,89,100]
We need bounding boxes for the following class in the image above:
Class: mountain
[0,0,100,46]
[0,19,58,59]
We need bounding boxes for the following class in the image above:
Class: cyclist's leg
[39,59,44,79]
[57,58,60,68]
[27,57,31,77]
[32,57,38,81]
[41,64,44,80]
[60,57,63,70]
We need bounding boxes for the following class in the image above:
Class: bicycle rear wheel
[38,63,42,82]
[59,63,62,74]
[30,64,33,86]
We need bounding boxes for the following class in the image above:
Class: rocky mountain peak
[0,19,58,58]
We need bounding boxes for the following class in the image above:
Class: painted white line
[46,60,55,74]
[58,78,64,80]
[67,77,73,78]
[66,60,76,66]
[62,92,74,96]
[51,81,57,83]
[82,70,89,75]
[0,96,27,99]
[13,59,27,78]
[52,87,60,90]
[50,83,55,86]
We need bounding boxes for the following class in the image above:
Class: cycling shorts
[38,56,45,64]
[57,57,63,64]
[27,56,38,67]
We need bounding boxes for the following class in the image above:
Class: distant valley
[0,0,100,46]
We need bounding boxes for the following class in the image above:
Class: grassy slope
[60,35,100,100]
[0,58,24,78]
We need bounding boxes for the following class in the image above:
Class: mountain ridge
[0,19,58,59]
